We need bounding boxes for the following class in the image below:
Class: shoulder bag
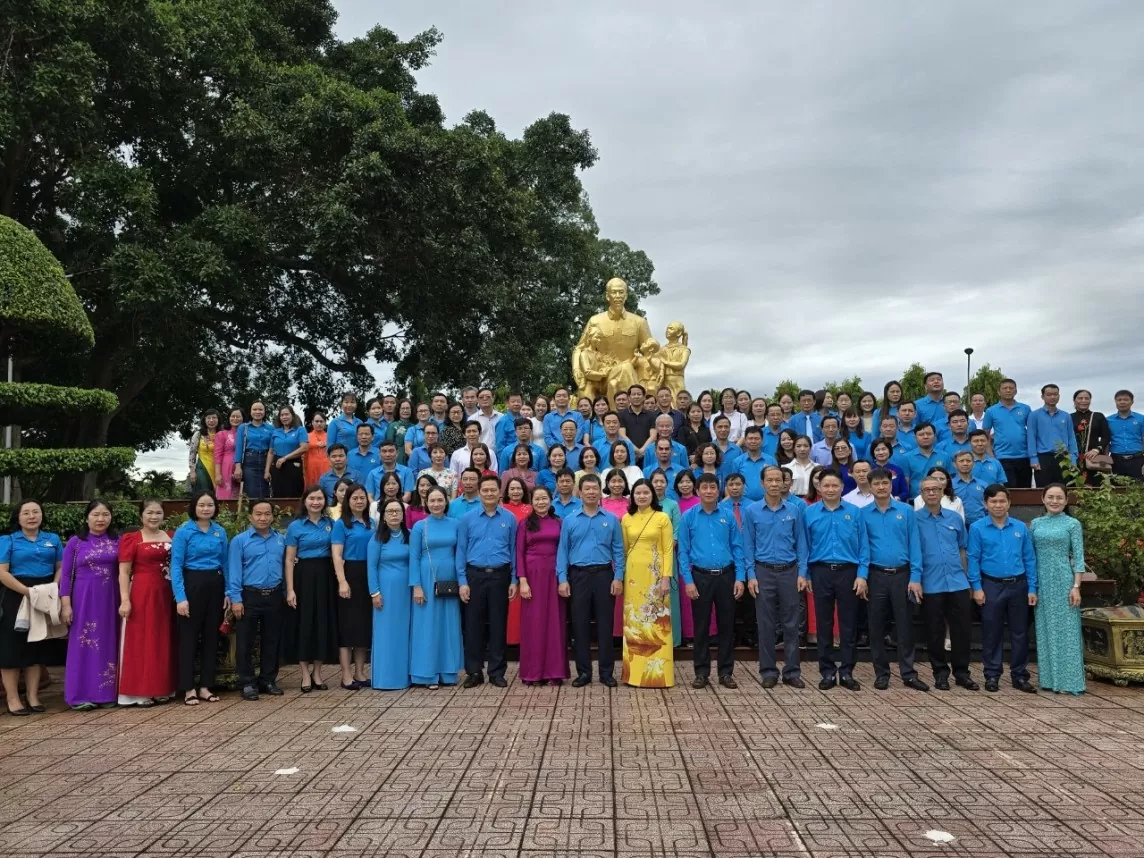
[1082,418,1113,473]
[424,524,459,597]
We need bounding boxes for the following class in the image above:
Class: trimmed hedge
[0,502,143,538]
[0,382,119,424]
[0,447,136,478]
[0,216,95,352]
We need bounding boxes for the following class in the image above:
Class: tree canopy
[1,0,656,496]
[967,363,1006,405]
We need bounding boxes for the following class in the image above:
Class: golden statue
[660,322,690,405]
[572,277,653,404]
[634,338,665,391]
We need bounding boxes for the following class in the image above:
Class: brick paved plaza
[1,661,1142,857]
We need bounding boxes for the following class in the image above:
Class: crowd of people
[2,372,1137,712]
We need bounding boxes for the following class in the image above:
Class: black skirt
[0,577,65,669]
[284,557,338,664]
[337,560,373,649]
[271,459,304,499]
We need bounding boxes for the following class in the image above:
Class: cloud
[140,0,1144,472]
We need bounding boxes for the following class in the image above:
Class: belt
[185,567,221,574]
[692,564,734,576]
[756,561,796,571]
[1112,452,1143,460]
[982,573,1025,584]
[465,564,511,575]
[243,450,269,460]
[568,563,612,574]
[812,562,856,572]
[243,585,283,596]
[872,565,905,575]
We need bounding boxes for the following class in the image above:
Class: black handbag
[425,527,459,597]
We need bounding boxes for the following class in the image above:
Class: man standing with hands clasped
[857,469,929,692]
[456,475,519,689]
[744,466,808,689]
[556,474,625,687]
[677,473,748,689]
[967,485,1038,693]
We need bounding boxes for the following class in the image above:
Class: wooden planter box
[1082,605,1144,686]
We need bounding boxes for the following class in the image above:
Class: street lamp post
[964,347,974,396]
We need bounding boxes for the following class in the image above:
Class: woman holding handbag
[1072,390,1111,485]
[366,499,412,690]
[407,487,463,689]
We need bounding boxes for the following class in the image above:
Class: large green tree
[966,363,1006,405]
[1,0,656,497]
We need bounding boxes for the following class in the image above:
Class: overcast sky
[140,1,1144,473]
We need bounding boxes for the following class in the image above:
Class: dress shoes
[984,678,1000,692]
[760,676,778,689]
[241,686,259,701]
[818,676,836,690]
[692,675,709,689]
[1013,679,1038,694]
[934,678,951,691]
[955,677,980,691]
[490,677,507,688]
[718,675,738,689]
[903,677,930,692]
[462,674,484,689]
[259,682,284,696]
[601,677,617,688]
[839,676,861,691]
[783,676,805,689]
[873,676,890,691]
[571,674,591,688]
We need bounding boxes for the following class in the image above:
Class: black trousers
[236,587,285,688]
[811,563,858,679]
[692,568,736,679]
[754,563,801,679]
[177,569,224,693]
[999,458,1032,489]
[270,459,304,498]
[735,589,757,645]
[981,576,1030,682]
[867,569,917,682]
[923,589,972,682]
[568,565,615,680]
[1113,453,1144,482]
[1036,453,1065,487]
[464,566,510,681]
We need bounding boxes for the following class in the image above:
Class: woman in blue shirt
[842,408,871,462]
[233,400,273,499]
[285,486,337,691]
[408,486,463,688]
[367,499,412,690]
[170,490,229,705]
[0,499,63,715]
[869,438,909,502]
[267,405,310,499]
[332,484,373,690]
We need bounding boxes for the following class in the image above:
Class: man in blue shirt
[968,430,1006,485]
[1027,383,1077,486]
[455,475,519,689]
[319,444,351,504]
[499,418,547,472]
[732,428,775,502]
[551,469,582,518]
[802,470,868,691]
[227,499,287,700]
[346,425,381,485]
[894,401,918,452]
[951,451,988,525]
[678,474,748,689]
[592,411,637,467]
[914,371,948,430]
[945,410,973,456]
[556,474,625,687]
[810,416,848,466]
[900,423,951,500]
[642,438,685,490]
[857,469,928,692]
[983,378,1032,488]
[967,484,1038,693]
[366,441,414,504]
[744,465,808,688]
[448,468,482,518]
[915,477,979,691]
[1109,389,1144,481]
[551,418,585,471]
[761,403,786,458]
[792,389,822,443]
[543,387,587,448]
[494,391,527,453]
[406,422,440,475]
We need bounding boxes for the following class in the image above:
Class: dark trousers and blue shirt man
[556,477,625,686]
[743,467,809,687]
[456,478,519,688]
[226,507,287,699]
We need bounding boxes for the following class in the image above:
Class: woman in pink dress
[674,471,700,641]
[501,478,532,647]
[405,474,435,529]
[604,469,631,636]
[214,407,243,501]
[515,487,568,685]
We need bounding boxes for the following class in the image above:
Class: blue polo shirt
[447,495,481,519]
[543,410,587,448]
[803,501,868,577]
[365,464,414,499]
[1108,411,1144,455]
[742,498,808,579]
[760,426,785,458]
[914,396,948,429]
[455,506,518,585]
[326,414,362,451]
[233,421,272,462]
[971,455,1007,486]
[554,507,625,583]
[319,469,351,504]
[0,531,62,579]
[226,527,286,602]
[1027,407,1077,464]
[900,446,953,499]
[966,516,1037,593]
[859,501,923,583]
[285,516,334,559]
[983,401,1031,460]
[593,436,638,469]
[331,517,375,562]
[952,475,988,525]
[270,425,307,458]
[642,461,685,499]
[677,505,748,584]
[915,507,969,594]
[552,495,583,519]
[346,448,381,485]
[170,520,229,602]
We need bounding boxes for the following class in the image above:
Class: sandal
[428,683,439,691]
[199,692,220,703]
[183,695,200,706]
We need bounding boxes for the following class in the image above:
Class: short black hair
[579,473,602,489]
[1041,384,1059,395]
[983,483,1009,501]
[868,468,893,484]
[924,371,943,383]
[968,428,989,440]
[695,473,720,490]
[1115,389,1135,400]
[327,443,348,455]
